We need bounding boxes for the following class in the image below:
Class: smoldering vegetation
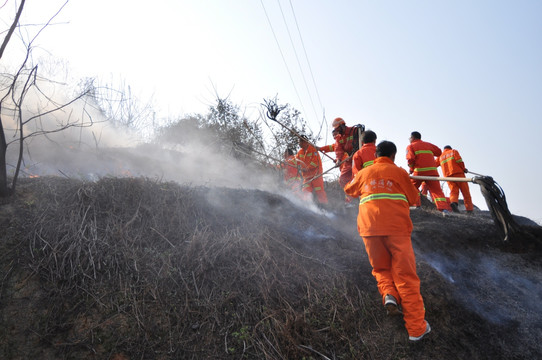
[1,176,542,359]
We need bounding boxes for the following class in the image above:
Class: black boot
[450,202,460,213]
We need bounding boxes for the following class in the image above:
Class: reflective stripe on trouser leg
[425,180,451,211]
[311,176,328,204]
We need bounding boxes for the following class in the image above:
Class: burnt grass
[1,177,541,359]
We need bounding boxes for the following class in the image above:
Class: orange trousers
[362,235,427,337]
[302,176,328,204]
[447,181,473,211]
[411,178,451,211]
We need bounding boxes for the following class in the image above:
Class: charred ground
[1,177,541,359]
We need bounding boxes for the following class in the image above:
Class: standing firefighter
[344,140,431,341]
[332,117,364,203]
[296,135,328,204]
[332,117,355,187]
[438,145,474,213]
[406,131,451,212]
[352,130,377,176]
[319,128,349,174]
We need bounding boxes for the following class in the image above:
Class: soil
[1,176,541,359]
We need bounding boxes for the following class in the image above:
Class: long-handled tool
[410,175,475,183]
[262,98,335,162]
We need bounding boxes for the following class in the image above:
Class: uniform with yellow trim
[406,132,451,211]
[296,137,328,204]
[344,143,429,340]
[438,146,473,212]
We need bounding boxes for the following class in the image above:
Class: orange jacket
[318,144,335,153]
[319,143,348,170]
[296,144,323,179]
[406,139,442,176]
[344,157,420,236]
[334,126,356,160]
[352,142,376,175]
[281,155,302,183]
[438,148,466,177]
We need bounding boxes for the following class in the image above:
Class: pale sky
[2,0,542,223]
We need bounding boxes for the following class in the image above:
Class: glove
[464,168,469,173]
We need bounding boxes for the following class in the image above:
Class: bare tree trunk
[0,0,26,196]
[0,117,9,196]
[0,0,26,60]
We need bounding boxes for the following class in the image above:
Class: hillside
[1,176,541,359]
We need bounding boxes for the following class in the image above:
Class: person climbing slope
[344,140,431,341]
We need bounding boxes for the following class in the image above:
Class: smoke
[420,249,542,329]
[2,80,302,201]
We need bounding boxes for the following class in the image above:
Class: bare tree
[0,0,95,196]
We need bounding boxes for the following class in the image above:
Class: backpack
[350,124,365,155]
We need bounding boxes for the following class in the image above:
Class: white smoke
[421,250,542,329]
[1,77,296,199]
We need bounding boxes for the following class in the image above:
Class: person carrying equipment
[438,145,474,213]
[296,135,328,204]
[332,117,356,188]
[352,130,377,175]
[344,140,431,342]
[319,128,349,173]
[406,131,451,212]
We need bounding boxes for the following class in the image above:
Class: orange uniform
[279,155,306,197]
[406,139,451,211]
[344,156,427,338]
[352,142,376,175]
[319,143,348,171]
[296,144,328,204]
[334,126,356,188]
[438,148,473,211]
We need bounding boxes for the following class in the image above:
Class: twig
[297,344,332,360]
[150,227,175,248]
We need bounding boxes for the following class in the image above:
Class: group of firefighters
[280,117,473,214]
[278,117,475,341]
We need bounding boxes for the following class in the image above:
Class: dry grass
[1,176,541,359]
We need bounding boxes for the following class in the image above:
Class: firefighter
[438,145,474,213]
[344,140,431,341]
[332,117,356,188]
[352,130,377,176]
[295,135,328,204]
[318,128,349,173]
[406,131,451,212]
[279,148,308,200]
